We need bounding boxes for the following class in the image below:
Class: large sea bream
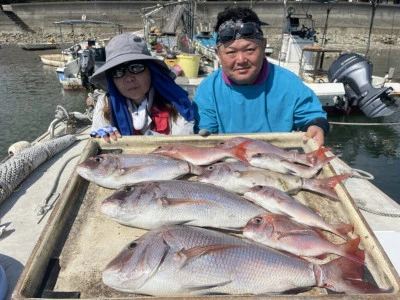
[102,225,382,296]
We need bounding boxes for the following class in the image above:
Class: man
[193,7,329,146]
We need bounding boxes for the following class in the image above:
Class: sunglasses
[109,62,146,78]
[217,22,262,44]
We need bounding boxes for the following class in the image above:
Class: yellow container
[177,54,201,78]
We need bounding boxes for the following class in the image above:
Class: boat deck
[0,127,91,300]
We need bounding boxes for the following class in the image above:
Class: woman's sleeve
[91,92,111,131]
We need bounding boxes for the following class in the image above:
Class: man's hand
[90,126,121,143]
[302,125,324,147]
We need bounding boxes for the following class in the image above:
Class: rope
[356,202,400,217]
[36,153,80,224]
[329,121,400,126]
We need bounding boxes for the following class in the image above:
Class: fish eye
[125,187,132,192]
[254,217,263,224]
[128,242,137,249]
[254,153,262,157]
[94,156,103,162]
[207,166,215,170]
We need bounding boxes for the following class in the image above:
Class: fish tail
[227,140,253,162]
[338,236,365,265]
[317,257,383,294]
[332,222,354,239]
[298,147,333,166]
[303,174,350,201]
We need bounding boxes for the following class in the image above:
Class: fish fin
[189,164,204,176]
[340,279,388,294]
[303,174,350,201]
[183,280,232,293]
[177,244,244,268]
[295,147,332,166]
[317,256,384,294]
[339,237,365,265]
[332,222,354,239]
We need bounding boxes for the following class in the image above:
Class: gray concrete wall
[2,1,400,39]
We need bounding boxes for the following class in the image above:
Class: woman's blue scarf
[107,62,194,136]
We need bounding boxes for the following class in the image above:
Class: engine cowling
[328,53,393,118]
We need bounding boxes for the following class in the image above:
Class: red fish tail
[299,147,333,166]
[332,222,354,237]
[339,236,365,265]
[227,140,253,162]
[341,279,386,294]
[316,154,340,170]
[317,257,383,294]
[303,174,350,201]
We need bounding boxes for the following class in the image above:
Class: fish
[102,225,383,296]
[196,163,350,200]
[0,134,76,204]
[248,147,338,178]
[76,153,203,189]
[215,136,332,167]
[243,185,353,239]
[243,213,364,264]
[100,180,266,231]
[150,143,234,165]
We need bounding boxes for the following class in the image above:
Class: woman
[89,33,194,142]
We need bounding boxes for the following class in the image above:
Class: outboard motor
[67,43,82,59]
[78,48,96,90]
[328,53,393,117]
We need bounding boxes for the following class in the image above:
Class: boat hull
[19,43,59,51]
[40,54,71,67]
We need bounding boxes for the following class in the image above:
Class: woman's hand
[90,126,122,142]
[302,125,324,147]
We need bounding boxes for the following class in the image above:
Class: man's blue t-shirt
[193,62,327,134]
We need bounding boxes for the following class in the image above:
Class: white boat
[55,45,106,91]
[39,54,72,68]
[0,102,399,299]
[52,19,122,90]
[268,6,398,118]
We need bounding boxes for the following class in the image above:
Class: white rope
[36,153,80,224]
[356,203,400,217]
[330,121,400,126]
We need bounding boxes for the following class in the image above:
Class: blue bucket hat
[89,33,175,90]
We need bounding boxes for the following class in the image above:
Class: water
[0,45,87,156]
[0,44,399,203]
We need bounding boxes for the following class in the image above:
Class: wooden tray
[13,132,400,299]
